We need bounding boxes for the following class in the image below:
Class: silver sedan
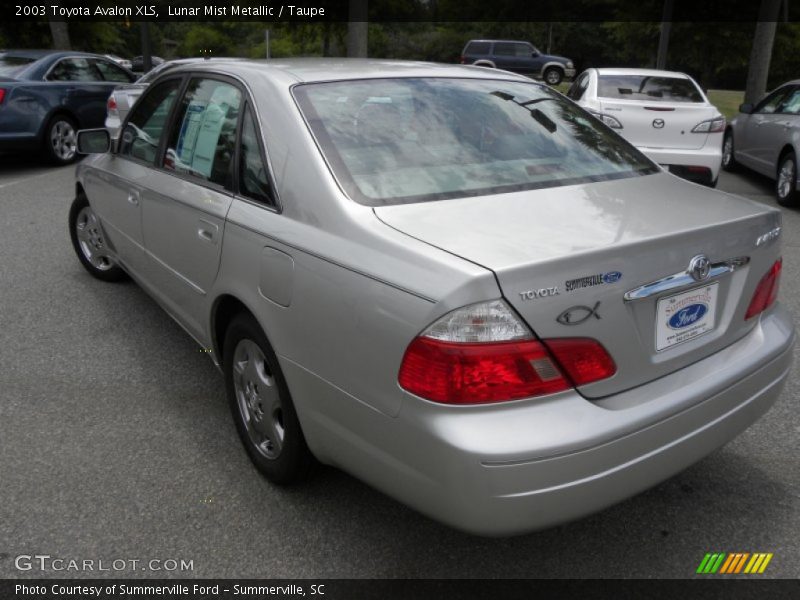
[724,80,800,205]
[70,59,794,536]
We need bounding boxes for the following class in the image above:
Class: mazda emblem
[652,119,665,129]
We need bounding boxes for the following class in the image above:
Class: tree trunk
[48,20,71,50]
[347,0,368,58]
[744,0,782,104]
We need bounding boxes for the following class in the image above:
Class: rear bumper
[292,305,794,536]
[639,136,723,184]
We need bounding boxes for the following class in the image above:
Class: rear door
[492,42,535,74]
[596,73,716,150]
[139,75,242,339]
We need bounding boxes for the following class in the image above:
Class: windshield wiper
[490,91,557,134]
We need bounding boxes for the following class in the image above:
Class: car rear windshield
[597,75,704,102]
[293,78,657,206]
[0,56,35,77]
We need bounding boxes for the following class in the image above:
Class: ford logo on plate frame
[667,303,709,329]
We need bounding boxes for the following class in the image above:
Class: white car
[568,68,725,186]
[103,54,133,71]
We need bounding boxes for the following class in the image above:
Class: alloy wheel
[74,206,113,271]
[50,120,77,161]
[232,339,285,459]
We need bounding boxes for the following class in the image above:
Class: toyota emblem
[688,255,711,281]
[652,118,665,129]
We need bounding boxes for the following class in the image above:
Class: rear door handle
[197,219,218,244]
[127,191,139,206]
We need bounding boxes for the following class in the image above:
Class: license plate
[656,283,718,352]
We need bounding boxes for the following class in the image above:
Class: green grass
[706,90,744,120]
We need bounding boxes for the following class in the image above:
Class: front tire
[69,194,127,282]
[543,67,564,86]
[776,151,799,207]
[44,115,78,165]
[223,313,314,484]
[721,130,738,172]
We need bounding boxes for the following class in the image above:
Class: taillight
[745,258,782,319]
[398,300,615,404]
[691,116,726,133]
[459,55,465,64]
[588,109,623,129]
[0,88,6,104]
[107,95,118,113]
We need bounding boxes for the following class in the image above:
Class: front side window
[493,43,517,56]
[164,78,242,188]
[777,87,800,114]
[238,105,274,205]
[119,78,181,163]
[597,75,704,102]
[294,78,656,206]
[48,58,103,82]
[93,59,133,83]
[757,86,793,114]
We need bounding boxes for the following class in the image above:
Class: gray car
[70,59,794,536]
[724,80,800,205]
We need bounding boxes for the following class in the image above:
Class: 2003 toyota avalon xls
[69,59,794,536]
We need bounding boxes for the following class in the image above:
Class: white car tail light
[0,88,6,105]
[107,95,118,115]
[398,300,616,404]
[691,116,725,133]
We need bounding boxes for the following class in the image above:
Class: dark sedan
[0,49,136,164]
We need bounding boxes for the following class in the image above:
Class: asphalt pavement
[0,156,798,579]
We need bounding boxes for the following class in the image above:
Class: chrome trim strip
[623,256,750,302]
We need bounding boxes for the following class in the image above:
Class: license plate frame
[655,282,719,352]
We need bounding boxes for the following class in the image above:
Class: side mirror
[739,103,754,114]
[77,128,111,154]
[531,50,540,57]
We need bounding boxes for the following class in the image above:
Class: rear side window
[164,78,242,189]
[597,75,703,102]
[93,59,133,83]
[238,105,275,205]
[0,56,35,77]
[48,58,103,82]
[567,72,590,100]
[465,42,491,55]
[119,78,181,163]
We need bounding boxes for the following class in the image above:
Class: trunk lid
[599,98,715,150]
[375,172,781,398]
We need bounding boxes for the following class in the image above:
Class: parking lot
[0,157,798,579]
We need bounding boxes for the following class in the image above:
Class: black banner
[2,579,799,600]
[2,0,800,23]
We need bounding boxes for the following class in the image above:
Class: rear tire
[69,194,127,282]
[543,67,564,86]
[721,130,738,172]
[223,313,314,484]
[776,151,799,207]
[43,115,79,165]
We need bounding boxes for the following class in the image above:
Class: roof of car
[592,68,692,79]
[0,49,99,59]
[168,58,532,85]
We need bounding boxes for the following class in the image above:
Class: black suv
[460,39,575,85]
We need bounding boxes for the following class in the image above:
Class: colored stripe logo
[696,552,773,574]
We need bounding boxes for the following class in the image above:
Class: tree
[347,0,368,58]
[744,0,782,104]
